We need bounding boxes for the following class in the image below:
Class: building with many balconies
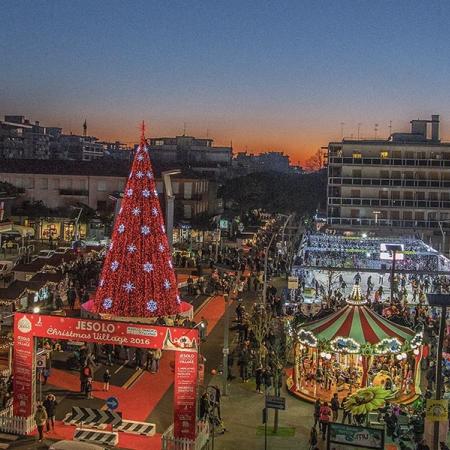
[327,115,450,248]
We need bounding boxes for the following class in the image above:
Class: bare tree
[323,266,341,307]
[304,148,325,172]
[248,306,273,367]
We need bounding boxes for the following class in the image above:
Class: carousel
[286,284,423,404]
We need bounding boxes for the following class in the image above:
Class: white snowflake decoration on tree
[146,300,158,312]
[123,281,135,293]
[118,224,125,234]
[132,207,141,216]
[141,225,151,235]
[111,261,119,271]
[127,244,137,253]
[142,189,151,198]
[143,262,154,272]
[135,171,144,179]
[109,241,114,250]
[158,243,165,252]
[163,279,171,290]
[103,298,113,309]
[137,154,144,161]
[126,188,133,197]
[152,207,158,217]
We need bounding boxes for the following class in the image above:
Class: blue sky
[1,0,450,162]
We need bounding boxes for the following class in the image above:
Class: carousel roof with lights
[297,284,421,354]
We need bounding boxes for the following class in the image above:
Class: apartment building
[327,115,450,240]
[0,160,216,223]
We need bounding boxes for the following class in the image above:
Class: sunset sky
[2,1,450,164]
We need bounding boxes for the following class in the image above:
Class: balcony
[328,196,450,209]
[328,177,450,189]
[328,156,450,168]
[327,216,449,230]
[59,189,89,196]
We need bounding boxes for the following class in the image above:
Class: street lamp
[384,244,403,303]
[162,170,181,252]
[427,293,450,450]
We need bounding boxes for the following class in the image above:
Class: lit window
[352,152,362,159]
[380,151,389,159]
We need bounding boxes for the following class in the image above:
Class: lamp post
[427,293,450,450]
[384,244,403,303]
[162,170,181,252]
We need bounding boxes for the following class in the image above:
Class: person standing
[43,394,57,432]
[341,395,352,424]
[85,377,93,399]
[319,401,332,440]
[313,399,321,427]
[103,369,111,391]
[152,348,162,373]
[34,403,48,442]
[331,393,340,422]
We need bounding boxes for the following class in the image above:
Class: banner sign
[426,399,449,422]
[13,313,199,418]
[174,351,198,440]
[327,423,384,449]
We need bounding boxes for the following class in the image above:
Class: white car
[37,250,55,259]
[49,440,107,450]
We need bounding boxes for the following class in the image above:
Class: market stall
[287,284,423,404]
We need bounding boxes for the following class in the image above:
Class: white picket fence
[161,421,210,450]
[0,407,35,435]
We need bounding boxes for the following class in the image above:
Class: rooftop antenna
[388,120,392,136]
[340,122,345,140]
[357,123,362,140]
[83,119,87,137]
[183,122,187,136]
[140,120,146,147]
[374,123,379,139]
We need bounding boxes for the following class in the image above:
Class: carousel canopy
[297,287,421,354]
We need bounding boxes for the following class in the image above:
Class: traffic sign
[265,396,286,410]
[106,397,119,411]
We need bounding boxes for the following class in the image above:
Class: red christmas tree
[93,124,180,318]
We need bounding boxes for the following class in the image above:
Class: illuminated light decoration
[158,243,165,252]
[330,337,361,354]
[168,260,173,269]
[118,224,125,234]
[123,281,135,293]
[99,279,105,287]
[161,224,166,233]
[109,241,114,250]
[153,189,158,197]
[146,300,158,312]
[127,244,137,253]
[374,338,402,354]
[141,225,151,235]
[410,332,423,349]
[126,188,133,197]
[142,189,151,198]
[143,262,154,272]
[119,207,123,214]
[103,298,113,309]
[297,329,318,347]
[129,171,133,179]
[93,124,180,318]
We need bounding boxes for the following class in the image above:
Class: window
[154,140,164,146]
[380,150,389,159]
[403,211,413,220]
[97,181,107,192]
[52,178,60,190]
[184,182,192,200]
[172,182,179,194]
[352,151,362,159]
[350,209,359,218]
[39,178,48,190]
[183,204,192,219]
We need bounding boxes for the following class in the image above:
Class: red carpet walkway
[45,294,229,449]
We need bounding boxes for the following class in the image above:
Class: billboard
[380,243,404,261]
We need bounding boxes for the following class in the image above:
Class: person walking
[313,399,321,427]
[85,377,93,399]
[341,395,352,424]
[331,393,340,422]
[103,369,111,391]
[34,403,48,442]
[43,394,57,432]
[319,401,332,440]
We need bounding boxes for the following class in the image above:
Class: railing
[329,176,450,188]
[327,217,450,229]
[162,421,210,450]
[0,407,35,435]
[59,189,89,196]
[328,156,450,167]
[328,196,450,209]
